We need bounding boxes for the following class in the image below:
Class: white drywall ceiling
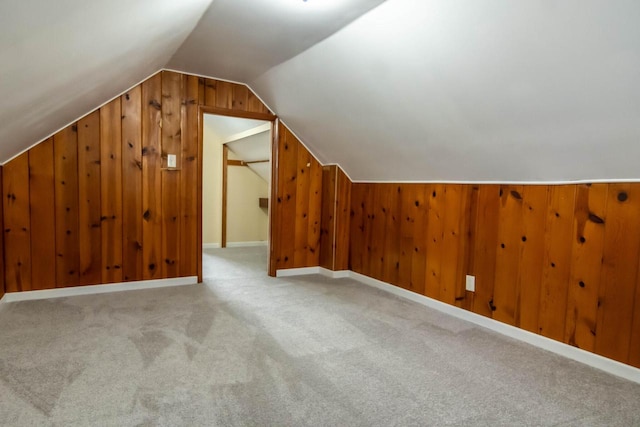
[0,0,212,163]
[251,0,640,182]
[3,0,640,183]
[203,115,268,143]
[227,130,271,182]
[168,0,386,82]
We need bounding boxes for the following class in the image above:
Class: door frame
[197,106,276,281]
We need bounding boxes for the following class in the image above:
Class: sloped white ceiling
[168,0,386,82]
[251,0,640,182]
[3,0,640,182]
[0,0,212,163]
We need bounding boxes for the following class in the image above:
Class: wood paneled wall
[269,123,323,275]
[320,165,351,271]
[350,182,640,367]
[2,70,273,292]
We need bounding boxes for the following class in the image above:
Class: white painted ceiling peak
[2,0,640,182]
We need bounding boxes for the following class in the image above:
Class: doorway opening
[201,113,273,279]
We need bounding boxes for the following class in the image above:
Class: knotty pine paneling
[350,182,640,368]
[3,70,272,291]
[54,126,80,287]
[141,74,163,280]
[77,111,102,286]
[29,139,56,290]
[160,71,182,278]
[269,123,322,274]
[180,75,200,278]
[334,167,351,271]
[100,99,124,283]
[319,165,351,271]
[3,153,31,292]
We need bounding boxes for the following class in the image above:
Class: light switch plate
[167,154,177,168]
[465,275,476,292]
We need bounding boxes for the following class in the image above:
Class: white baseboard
[0,276,199,303]
[204,241,267,249]
[275,266,640,384]
[320,268,350,279]
[276,267,350,279]
[227,241,268,248]
[276,267,321,277]
[347,271,640,384]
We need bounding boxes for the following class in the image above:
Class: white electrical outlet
[167,154,177,168]
[465,275,476,292]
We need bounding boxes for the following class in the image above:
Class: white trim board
[276,267,350,279]
[276,267,640,384]
[204,241,267,249]
[0,276,199,303]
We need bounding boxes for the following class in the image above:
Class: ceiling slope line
[168,68,339,174]
[3,65,351,183]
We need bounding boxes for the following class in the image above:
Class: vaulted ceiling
[2,0,639,182]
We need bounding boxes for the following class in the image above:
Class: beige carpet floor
[0,246,638,426]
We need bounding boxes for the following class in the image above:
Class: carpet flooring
[0,246,639,426]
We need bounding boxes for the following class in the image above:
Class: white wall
[202,118,269,246]
[227,164,269,243]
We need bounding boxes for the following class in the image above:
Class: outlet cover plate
[465,275,476,292]
[167,154,177,168]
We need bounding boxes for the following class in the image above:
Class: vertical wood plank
[349,184,366,273]
[122,86,143,282]
[198,77,205,107]
[630,263,640,368]
[492,185,524,325]
[440,184,467,306]
[334,167,351,271]
[425,184,444,299]
[538,185,576,341]
[275,124,298,270]
[142,73,163,280]
[180,74,200,277]
[398,185,415,290]
[366,185,384,280]
[248,89,269,114]
[564,184,607,351]
[319,166,335,270]
[222,145,228,248]
[54,125,80,287]
[360,185,375,277]
[595,183,640,363]
[232,84,249,111]
[215,81,233,109]
[3,153,31,292]
[306,154,323,267]
[204,79,217,107]
[161,71,182,278]
[101,99,123,283]
[77,111,102,285]
[517,185,549,332]
[470,185,500,317]
[29,139,56,290]
[294,149,312,267]
[410,184,429,295]
[268,120,280,276]
[382,185,401,285]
